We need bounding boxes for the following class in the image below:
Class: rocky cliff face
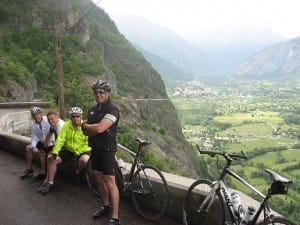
[0,77,37,102]
[237,37,300,78]
[0,0,198,176]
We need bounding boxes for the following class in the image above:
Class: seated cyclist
[39,107,91,195]
[20,107,54,180]
[37,110,65,193]
[44,110,65,146]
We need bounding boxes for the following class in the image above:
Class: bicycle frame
[116,142,150,188]
[190,148,295,225]
[226,167,269,222]
[199,180,238,225]
[203,159,273,225]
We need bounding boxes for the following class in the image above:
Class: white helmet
[31,106,43,115]
[69,107,83,115]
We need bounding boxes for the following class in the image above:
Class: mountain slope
[135,46,193,81]
[112,14,205,77]
[0,0,198,176]
[237,37,300,78]
[111,14,284,77]
[191,27,284,75]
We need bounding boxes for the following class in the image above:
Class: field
[168,78,300,223]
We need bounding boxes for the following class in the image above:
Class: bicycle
[86,137,170,221]
[182,146,295,225]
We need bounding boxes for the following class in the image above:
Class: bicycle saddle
[265,169,292,183]
[135,137,151,146]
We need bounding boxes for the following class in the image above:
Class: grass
[230,149,300,193]
[170,85,300,222]
[214,111,284,127]
[221,137,294,153]
[247,149,300,168]
[219,123,274,137]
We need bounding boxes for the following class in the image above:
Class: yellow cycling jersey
[52,120,90,155]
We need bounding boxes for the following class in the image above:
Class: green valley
[168,78,300,223]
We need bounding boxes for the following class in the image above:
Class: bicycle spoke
[131,165,169,221]
[183,179,225,225]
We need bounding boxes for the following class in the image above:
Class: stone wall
[0,106,269,223]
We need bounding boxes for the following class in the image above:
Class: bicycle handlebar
[196,145,247,161]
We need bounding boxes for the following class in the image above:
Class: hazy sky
[96,0,300,40]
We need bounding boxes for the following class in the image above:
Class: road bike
[182,146,295,225]
[86,137,170,221]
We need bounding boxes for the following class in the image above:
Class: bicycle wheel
[256,216,296,225]
[86,159,100,197]
[131,165,169,221]
[183,179,225,225]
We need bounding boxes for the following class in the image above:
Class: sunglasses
[71,115,81,118]
[94,89,107,95]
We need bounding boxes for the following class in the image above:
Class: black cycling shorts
[43,146,53,154]
[36,141,53,153]
[36,141,44,150]
[58,149,90,162]
[91,150,116,175]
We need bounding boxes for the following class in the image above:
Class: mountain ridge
[112,14,205,77]
[111,14,285,77]
[134,45,193,81]
[237,37,300,78]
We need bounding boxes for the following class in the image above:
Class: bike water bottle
[231,192,244,219]
[239,206,255,225]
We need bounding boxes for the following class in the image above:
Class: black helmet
[91,80,111,92]
[31,106,43,115]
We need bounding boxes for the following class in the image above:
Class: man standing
[82,80,120,225]
[20,107,54,180]
[41,107,90,195]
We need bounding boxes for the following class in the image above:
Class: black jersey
[86,100,119,152]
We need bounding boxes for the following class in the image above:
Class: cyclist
[44,111,65,145]
[37,111,65,193]
[40,107,90,195]
[20,106,54,180]
[82,80,120,225]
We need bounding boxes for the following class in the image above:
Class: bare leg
[77,154,89,173]
[38,150,47,174]
[104,175,119,219]
[47,156,62,183]
[94,171,110,206]
[43,157,51,183]
[25,145,33,170]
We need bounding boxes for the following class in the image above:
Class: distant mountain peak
[237,37,300,78]
[109,13,205,78]
[109,13,285,78]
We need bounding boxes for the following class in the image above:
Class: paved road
[0,150,182,225]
